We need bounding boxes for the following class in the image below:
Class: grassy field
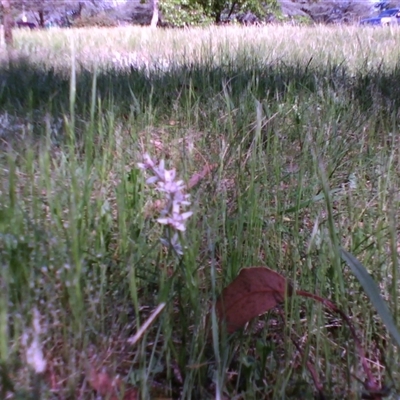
[1,24,400,399]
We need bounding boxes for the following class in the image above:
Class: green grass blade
[278,188,342,215]
[340,248,400,349]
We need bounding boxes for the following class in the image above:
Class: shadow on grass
[1,57,400,116]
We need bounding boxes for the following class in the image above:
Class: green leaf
[340,248,400,349]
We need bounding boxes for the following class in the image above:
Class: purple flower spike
[139,153,193,255]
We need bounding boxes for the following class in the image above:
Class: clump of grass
[0,25,399,399]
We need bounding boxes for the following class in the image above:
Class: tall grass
[0,25,400,398]
[2,25,400,73]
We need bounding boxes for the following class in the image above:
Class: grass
[0,24,400,399]
[3,25,400,73]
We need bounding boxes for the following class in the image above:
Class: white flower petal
[160,235,183,255]
[171,232,180,244]
[143,153,155,167]
[173,191,184,200]
[176,223,186,231]
[168,169,176,182]
[157,217,169,225]
[26,337,47,373]
[168,181,183,193]
[160,237,169,247]
[181,211,193,220]
[146,176,159,184]
[173,245,183,255]
[158,159,165,174]
[157,181,166,190]
[164,169,172,182]
[172,202,180,214]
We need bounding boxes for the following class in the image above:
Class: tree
[151,0,159,27]
[11,0,85,27]
[11,1,125,27]
[196,0,274,23]
[159,0,213,27]
[160,0,276,26]
[1,0,13,48]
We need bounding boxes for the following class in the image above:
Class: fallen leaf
[216,267,291,333]
[149,139,163,152]
[187,164,216,189]
[88,368,138,400]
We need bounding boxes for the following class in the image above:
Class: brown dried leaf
[88,368,138,400]
[216,267,291,333]
[187,164,217,189]
[144,198,166,218]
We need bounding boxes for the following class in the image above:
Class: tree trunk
[38,10,45,28]
[1,0,13,48]
[77,2,83,18]
[150,0,159,28]
[227,1,237,19]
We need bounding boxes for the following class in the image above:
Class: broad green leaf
[340,248,400,349]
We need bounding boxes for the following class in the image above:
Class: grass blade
[340,248,400,349]
[278,188,342,215]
